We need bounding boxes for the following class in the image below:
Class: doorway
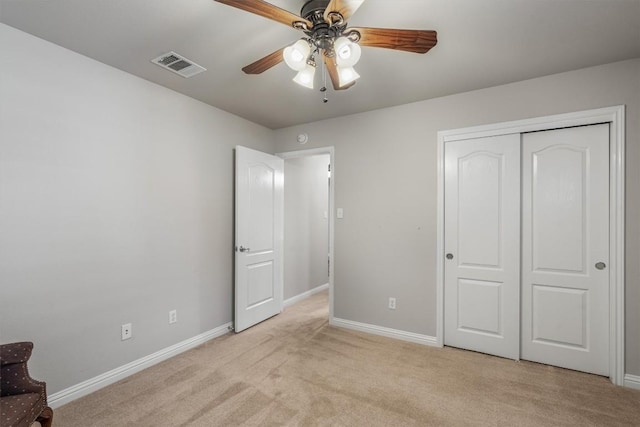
[279,147,335,319]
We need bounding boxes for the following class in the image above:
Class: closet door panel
[521,124,609,376]
[444,134,521,360]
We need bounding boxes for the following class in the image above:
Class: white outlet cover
[169,310,177,324]
[121,323,132,340]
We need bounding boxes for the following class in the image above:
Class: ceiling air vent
[151,51,206,78]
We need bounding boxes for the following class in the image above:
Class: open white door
[235,146,284,332]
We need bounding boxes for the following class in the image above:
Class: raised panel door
[521,124,609,375]
[444,134,521,359]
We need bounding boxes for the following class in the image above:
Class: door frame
[435,105,626,385]
[277,146,336,321]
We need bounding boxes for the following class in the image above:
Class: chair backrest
[0,341,53,427]
[0,342,38,397]
[0,341,33,365]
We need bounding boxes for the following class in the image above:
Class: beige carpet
[55,292,640,426]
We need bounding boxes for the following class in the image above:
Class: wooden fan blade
[346,27,437,54]
[322,51,356,91]
[242,47,286,74]
[324,0,365,23]
[215,0,312,29]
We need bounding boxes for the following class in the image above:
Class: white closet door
[444,134,521,360]
[521,124,610,375]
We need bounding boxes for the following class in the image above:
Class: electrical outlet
[388,297,396,310]
[169,310,177,324]
[121,323,132,340]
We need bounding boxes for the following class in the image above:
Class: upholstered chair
[0,342,53,427]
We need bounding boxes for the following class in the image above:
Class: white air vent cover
[151,51,206,78]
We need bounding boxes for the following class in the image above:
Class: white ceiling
[2,0,639,129]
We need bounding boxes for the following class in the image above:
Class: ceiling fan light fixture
[215,0,438,93]
[333,36,361,67]
[293,62,316,89]
[338,66,360,86]
[283,39,311,71]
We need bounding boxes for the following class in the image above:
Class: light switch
[337,208,344,219]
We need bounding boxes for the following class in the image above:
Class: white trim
[284,283,329,308]
[437,106,624,142]
[436,105,625,385]
[623,374,640,390]
[277,147,335,322]
[609,106,626,387]
[331,317,438,347]
[48,322,232,408]
[435,128,446,348]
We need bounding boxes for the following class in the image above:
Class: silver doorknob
[446,253,454,260]
[595,262,606,270]
[239,246,250,253]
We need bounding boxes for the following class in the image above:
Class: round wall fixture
[297,133,309,144]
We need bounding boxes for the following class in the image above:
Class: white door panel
[444,134,521,359]
[235,146,284,332]
[530,145,588,273]
[521,124,609,375]
[457,279,503,336]
[531,285,588,348]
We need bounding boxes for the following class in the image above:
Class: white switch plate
[337,208,344,219]
[121,323,132,340]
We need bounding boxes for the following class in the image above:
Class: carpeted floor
[55,291,640,426]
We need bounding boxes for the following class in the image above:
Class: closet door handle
[446,253,454,260]
[595,262,606,270]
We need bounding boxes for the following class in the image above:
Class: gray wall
[0,24,275,393]
[2,22,638,398]
[274,58,640,376]
[283,155,330,300]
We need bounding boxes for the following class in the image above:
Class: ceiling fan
[215,0,437,93]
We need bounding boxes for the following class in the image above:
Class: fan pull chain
[320,57,328,103]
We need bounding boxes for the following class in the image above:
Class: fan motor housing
[301,0,346,50]
[300,0,330,20]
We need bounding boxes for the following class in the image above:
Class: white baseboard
[624,374,640,390]
[330,317,438,347]
[284,283,329,308]
[48,322,232,408]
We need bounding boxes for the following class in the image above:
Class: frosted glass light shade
[334,37,361,67]
[338,66,360,86]
[283,40,310,71]
[293,63,316,89]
